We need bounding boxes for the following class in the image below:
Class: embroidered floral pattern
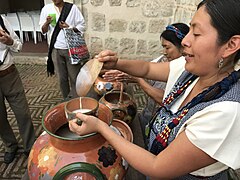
[149,70,240,155]
[149,74,197,155]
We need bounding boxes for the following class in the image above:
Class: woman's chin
[184,63,194,73]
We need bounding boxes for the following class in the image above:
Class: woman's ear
[222,35,240,58]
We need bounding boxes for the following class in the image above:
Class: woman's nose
[162,49,167,55]
[181,34,190,47]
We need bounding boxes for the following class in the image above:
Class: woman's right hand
[69,113,102,136]
[95,50,118,70]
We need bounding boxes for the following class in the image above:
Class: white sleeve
[39,6,48,31]
[163,56,186,98]
[184,101,240,169]
[3,17,22,52]
[72,5,85,33]
[39,5,54,35]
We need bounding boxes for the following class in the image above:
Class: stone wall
[45,0,201,60]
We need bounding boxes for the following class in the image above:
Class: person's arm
[59,5,85,32]
[39,6,52,34]
[102,70,164,104]
[103,68,165,104]
[69,113,216,179]
[72,5,85,33]
[137,78,164,105]
[1,17,22,52]
[41,16,52,34]
[96,50,170,83]
[0,30,13,46]
[102,70,135,82]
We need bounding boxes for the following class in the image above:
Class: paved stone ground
[0,64,63,179]
[0,63,239,180]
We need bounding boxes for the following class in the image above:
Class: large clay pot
[28,102,133,180]
[93,71,125,96]
[99,91,137,124]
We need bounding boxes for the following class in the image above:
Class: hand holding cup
[65,97,99,126]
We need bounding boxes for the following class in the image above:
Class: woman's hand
[102,69,138,83]
[95,50,118,69]
[102,70,122,81]
[68,113,101,136]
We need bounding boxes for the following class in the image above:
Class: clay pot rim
[103,90,133,104]
[64,97,99,117]
[42,103,113,141]
[112,119,133,143]
[104,90,131,96]
[42,114,100,141]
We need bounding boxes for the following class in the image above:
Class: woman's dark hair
[160,23,189,50]
[198,0,240,62]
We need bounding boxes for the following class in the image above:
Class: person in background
[69,0,240,179]
[103,23,189,146]
[0,15,35,164]
[39,0,86,100]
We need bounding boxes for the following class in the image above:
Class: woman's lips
[182,52,194,62]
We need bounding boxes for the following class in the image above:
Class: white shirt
[165,57,240,176]
[0,16,22,71]
[39,3,85,49]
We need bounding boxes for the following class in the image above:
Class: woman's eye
[193,33,200,36]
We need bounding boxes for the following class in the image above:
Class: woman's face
[161,38,182,61]
[181,6,225,77]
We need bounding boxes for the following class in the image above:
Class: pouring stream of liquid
[79,97,82,109]
[118,82,124,104]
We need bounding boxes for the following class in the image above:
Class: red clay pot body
[28,103,133,180]
[99,91,137,124]
[94,72,125,96]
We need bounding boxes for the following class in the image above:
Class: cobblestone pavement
[0,64,63,179]
[0,64,239,180]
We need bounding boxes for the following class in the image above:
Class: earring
[218,58,224,69]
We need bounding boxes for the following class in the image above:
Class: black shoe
[4,148,18,164]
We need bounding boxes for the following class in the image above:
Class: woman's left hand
[102,70,122,81]
[102,69,138,83]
